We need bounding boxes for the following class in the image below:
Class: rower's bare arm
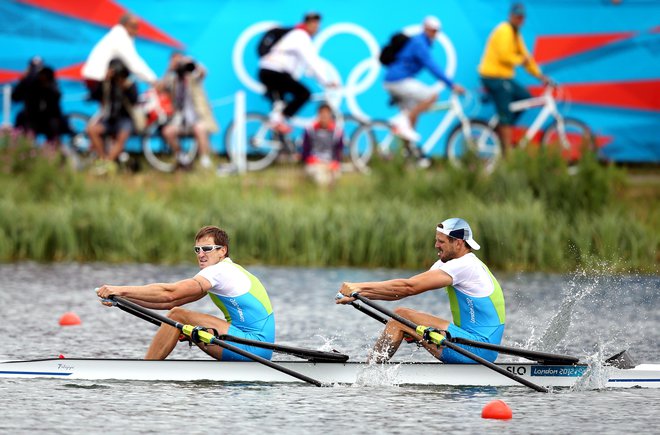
[96,277,209,306]
[336,270,453,303]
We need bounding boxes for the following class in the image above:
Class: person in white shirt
[258,12,331,133]
[82,13,157,91]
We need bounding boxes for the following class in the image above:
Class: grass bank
[0,136,657,272]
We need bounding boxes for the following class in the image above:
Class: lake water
[0,263,658,434]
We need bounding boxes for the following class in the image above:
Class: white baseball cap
[423,15,441,31]
[436,218,480,250]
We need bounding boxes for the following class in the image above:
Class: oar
[347,298,577,365]
[107,296,325,387]
[348,293,549,393]
[107,298,348,363]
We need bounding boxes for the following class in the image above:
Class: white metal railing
[2,84,11,129]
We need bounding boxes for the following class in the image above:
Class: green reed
[0,136,657,272]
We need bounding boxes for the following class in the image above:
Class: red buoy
[59,312,81,326]
[481,400,512,420]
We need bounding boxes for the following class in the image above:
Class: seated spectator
[160,52,219,169]
[12,56,66,145]
[301,103,343,186]
[86,58,138,174]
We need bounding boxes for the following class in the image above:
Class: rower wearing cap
[336,218,505,364]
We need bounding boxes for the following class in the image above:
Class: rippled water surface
[0,263,658,434]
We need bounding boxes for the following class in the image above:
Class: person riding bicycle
[160,52,219,169]
[258,12,333,134]
[86,58,138,174]
[384,16,465,143]
[81,13,157,96]
[478,3,550,153]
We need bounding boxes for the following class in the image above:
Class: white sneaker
[200,154,212,169]
[389,114,421,143]
[269,110,284,126]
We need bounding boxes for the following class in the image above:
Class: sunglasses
[193,245,223,254]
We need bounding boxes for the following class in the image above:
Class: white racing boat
[13,296,652,390]
[1,358,659,388]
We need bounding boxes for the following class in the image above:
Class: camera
[175,60,196,77]
[108,58,130,80]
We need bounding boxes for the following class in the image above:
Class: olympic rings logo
[232,21,457,120]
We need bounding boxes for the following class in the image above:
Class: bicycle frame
[416,94,472,156]
[487,87,563,146]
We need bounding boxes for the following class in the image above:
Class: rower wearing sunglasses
[96,225,275,361]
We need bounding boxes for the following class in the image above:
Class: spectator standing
[301,103,344,187]
[81,13,157,94]
[478,3,550,153]
[258,12,332,133]
[160,52,218,169]
[86,58,138,174]
[384,16,465,143]
[12,57,66,144]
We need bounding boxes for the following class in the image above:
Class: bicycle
[140,89,201,173]
[349,92,501,172]
[449,84,596,168]
[223,89,366,172]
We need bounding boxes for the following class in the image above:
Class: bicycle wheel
[224,113,283,171]
[338,114,366,171]
[349,120,394,171]
[62,112,95,170]
[541,117,596,163]
[142,125,198,173]
[446,119,502,173]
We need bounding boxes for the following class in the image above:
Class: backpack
[379,32,410,66]
[257,27,293,57]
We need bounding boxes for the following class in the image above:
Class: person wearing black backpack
[257,12,333,134]
[383,16,465,143]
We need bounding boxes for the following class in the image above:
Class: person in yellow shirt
[478,3,550,152]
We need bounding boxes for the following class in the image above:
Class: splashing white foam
[353,361,401,387]
[571,342,613,391]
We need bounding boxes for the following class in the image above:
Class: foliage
[0,135,656,272]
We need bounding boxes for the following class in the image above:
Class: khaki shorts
[384,78,437,110]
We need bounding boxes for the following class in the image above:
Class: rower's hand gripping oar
[348,292,549,393]
[106,296,326,387]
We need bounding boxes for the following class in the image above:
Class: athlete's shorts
[384,78,437,110]
[220,314,276,362]
[480,77,531,125]
[440,323,504,364]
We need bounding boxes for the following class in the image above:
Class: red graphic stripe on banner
[533,32,635,64]
[530,80,660,111]
[0,70,21,83]
[17,0,182,48]
[55,63,85,81]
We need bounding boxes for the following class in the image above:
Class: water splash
[526,270,599,352]
[314,334,341,353]
[353,361,401,387]
[571,342,613,391]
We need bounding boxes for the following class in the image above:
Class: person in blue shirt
[384,16,465,142]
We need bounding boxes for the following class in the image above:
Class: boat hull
[1,358,658,388]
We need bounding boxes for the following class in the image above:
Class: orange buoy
[59,312,81,326]
[481,400,512,420]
